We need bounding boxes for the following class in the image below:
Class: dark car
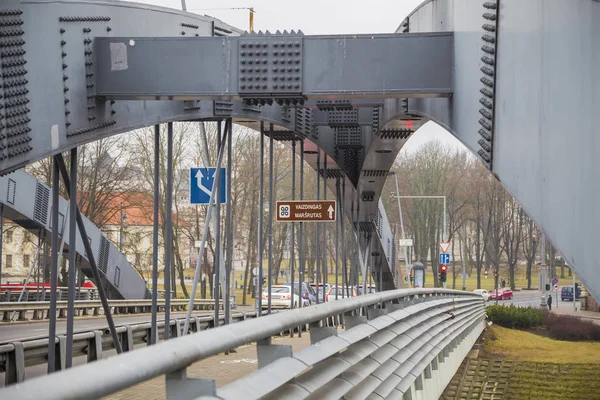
[561,286,581,301]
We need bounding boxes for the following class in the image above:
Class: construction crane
[188,7,256,31]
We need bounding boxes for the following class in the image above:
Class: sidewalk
[550,302,600,323]
[105,333,312,400]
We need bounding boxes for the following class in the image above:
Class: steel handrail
[0,298,214,311]
[0,288,479,399]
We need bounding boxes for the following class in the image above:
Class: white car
[473,289,490,301]
[261,285,303,309]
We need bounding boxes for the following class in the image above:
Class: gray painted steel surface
[393,0,600,302]
[0,0,597,302]
[0,169,147,299]
[94,33,453,100]
[0,0,400,291]
[0,289,485,398]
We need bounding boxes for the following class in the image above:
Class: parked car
[472,289,490,301]
[283,281,316,305]
[309,283,331,298]
[325,286,358,302]
[561,286,581,301]
[489,288,513,300]
[261,285,303,309]
[358,284,377,294]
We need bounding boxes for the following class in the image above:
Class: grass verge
[483,325,600,364]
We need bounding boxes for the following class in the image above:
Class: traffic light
[439,265,447,283]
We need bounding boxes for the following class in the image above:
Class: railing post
[5,342,25,385]
[86,331,103,362]
[414,374,423,391]
[343,311,366,329]
[166,368,216,400]
[309,320,337,345]
[256,337,292,369]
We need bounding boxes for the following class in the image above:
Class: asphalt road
[0,311,202,343]
[487,289,581,310]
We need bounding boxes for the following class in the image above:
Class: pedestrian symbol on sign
[279,204,290,219]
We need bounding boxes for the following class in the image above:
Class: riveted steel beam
[94,33,453,103]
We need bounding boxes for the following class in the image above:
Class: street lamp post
[389,172,411,288]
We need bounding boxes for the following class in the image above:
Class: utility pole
[389,172,410,288]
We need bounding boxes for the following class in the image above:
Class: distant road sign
[276,200,336,222]
[439,253,451,265]
[552,277,559,286]
[439,242,451,253]
[252,267,259,276]
[399,238,413,247]
[190,167,226,205]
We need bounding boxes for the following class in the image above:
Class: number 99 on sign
[279,204,290,219]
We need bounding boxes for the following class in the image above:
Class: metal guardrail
[0,308,257,386]
[0,289,485,399]
[0,299,216,322]
[0,287,97,302]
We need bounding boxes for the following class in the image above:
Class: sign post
[552,277,559,308]
[276,200,336,222]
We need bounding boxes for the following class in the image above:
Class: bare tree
[522,214,539,289]
[501,199,524,290]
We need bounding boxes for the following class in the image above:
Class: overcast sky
[132,0,465,154]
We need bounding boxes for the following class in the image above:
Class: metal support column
[55,156,123,354]
[225,118,233,324]
[322,155,327,301]
[214,121,223,327]
[354,198,360,289]
[47,158,60,373]
[151,125,160,345]
[257,122,264,314]
[315,152,321,303]
[298,140,304,310]
[290,139,296,310]
[335,178,340,300]
[0,205,3,290]
[164,122,174,340]
[183,122,228,335]
[341,179,348,298]
[65,148,78,368]
[369,235,373,290]
[267,123,274,314]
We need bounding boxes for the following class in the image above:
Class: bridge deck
[106,334,312,400]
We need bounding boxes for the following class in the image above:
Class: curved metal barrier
[0,289,485,399]
[0,308,258,386]
[0,298,216,322]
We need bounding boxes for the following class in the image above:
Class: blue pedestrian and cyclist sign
[439,253,450,265]
[189,167,227,204]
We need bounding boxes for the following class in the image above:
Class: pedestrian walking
[547,294,552,310]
